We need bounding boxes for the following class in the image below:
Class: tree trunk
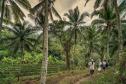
[114,0,124,83]
[106,25,110,59]
[114,0,123,62]
[65,50,70,70]
[0,0,5,29]
[40,0,49,84]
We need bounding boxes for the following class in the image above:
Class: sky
[29,0,95,15]
[25,0,95,24]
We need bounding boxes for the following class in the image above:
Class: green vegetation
[80,69,117,84]
[0,0,126,84]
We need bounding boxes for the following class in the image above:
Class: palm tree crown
[3,22,37,56]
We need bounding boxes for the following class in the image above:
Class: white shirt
[88,62,95,70]
[103,61,107,66]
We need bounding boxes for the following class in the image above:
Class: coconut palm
[2,22,37,61]
[80,26,101,64]
[64,6,89,44]
[59,7,89,69]
[31,0,62,21]
[0,0,31,29]
[59,6,89,69]
[91,0,126,59]
[85,0,126,52]
[31,0,55,84]
[49,20,74,69]
[49,7,89,69]
[91,4,116,59]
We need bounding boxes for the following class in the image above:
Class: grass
[20,70,88,84]
[80,68,117,84]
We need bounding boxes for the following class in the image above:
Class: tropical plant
[0,0,31,29]
[2,22,37,62]
[80,26,101,64]
[31,0,62,83]
[49,20,73,69]
[64,6,89,44]
[31,0,62,21]
[85,0,126,82]
[63,7,89,69]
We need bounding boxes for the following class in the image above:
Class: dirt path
[74,75,90,84]
[74,72,103,84]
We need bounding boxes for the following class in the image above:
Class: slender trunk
[114,0,124,83]
[114,0,123,62]
[106,25,110,59]
[40,0,49,84]
[89,41,92,58]
[65,50,70,70]
[0,0,5,29]
[64,42,71,70]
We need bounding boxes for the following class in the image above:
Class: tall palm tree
[62,6,89,69]
[80,26,101,63]
[31,0,61,83]
[91,4,117,59]
[49,20,74,70]
[85,0,126,53]
[113,0,123,60]
[50,6,89,69]
[31,0,57,84]
[0,0,31,29]
[92,3,126,59]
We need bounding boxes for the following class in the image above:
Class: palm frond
[79,12,89,22]
[52,6,62,20]
[84,0,90,6]
[91,18,105,25]
[94,0,102,9]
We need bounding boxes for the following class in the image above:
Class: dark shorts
[103,66,106,70]
[90,70,94,75]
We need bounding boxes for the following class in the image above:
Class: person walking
[102,60,107,71]
[88,59,95,76]
[98,59,102,72]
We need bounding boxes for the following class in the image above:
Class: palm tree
[31,0,62,21]
[113,0,126,83]
[64,6,89,44]
[61,7,89,69]
[85,0,126,57]
[3,22,37,62]
[91,4,117,59]
[50,20,74,70]
[31,0,61,83]
[80,26,101,64]
[113,0,123,60]
[49,7,89,69]
[92,4,126,59]
[0,0,31,29]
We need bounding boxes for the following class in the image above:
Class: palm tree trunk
[65,49,70,70]
[106,31,110,59]
[64,42,71,70]
[114,0,123,62]
[0,0,5,29]
[114,0,124,82]
[106,25,110,59]
[40,0,49,84]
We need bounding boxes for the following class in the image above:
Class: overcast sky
[25,0,95,24]
[29,0,95,15]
